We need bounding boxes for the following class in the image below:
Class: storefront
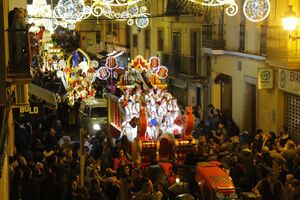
[278,68,300,142]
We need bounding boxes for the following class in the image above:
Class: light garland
[92,0,142,7]
[90,3,150,28]
[179,0,270,22]
[243,0,271,22]
[185,0,238,17]
[27,0,53,31]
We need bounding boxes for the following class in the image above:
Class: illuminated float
[56,48,100,105]
[106,55,196,168]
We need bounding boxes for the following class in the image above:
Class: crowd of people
[9,97,300,200]
[10,99,169,200]
[190,104,300,200]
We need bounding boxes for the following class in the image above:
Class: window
[133,34,138,48]
[90,107,108,118]
[106,21,112,34]
[158,29,164,51]
[145,29,150,49]
[239,0,246,52]
[172,31,181,55]
[96,32,100,43]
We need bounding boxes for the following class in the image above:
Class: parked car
[79,98,107,135]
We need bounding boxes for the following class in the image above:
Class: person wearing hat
[253,170,284,200]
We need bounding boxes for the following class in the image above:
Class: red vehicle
[195,161,238,200]
[148,161,239,200]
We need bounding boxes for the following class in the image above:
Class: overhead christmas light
[90,3,150,28]
[182,0,238,17]
[27,0,52,30]
[180,0,270,22]
[54,0,87,23]
[92,0,142,7]
[243,0,271,22]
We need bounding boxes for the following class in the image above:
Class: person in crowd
[237,143,256,191]
[222,153,247,189]
[113,149,130,171]
[184,144,204,166]
[134,179,153,200]
[253,171,285,200]
[282,140,296,172]
[44,127,58,150]
[261,146,273,169]
[278,126,290,147]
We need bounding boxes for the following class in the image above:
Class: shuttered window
[285,93,300,142]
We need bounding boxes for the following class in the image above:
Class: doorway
[220,74,232,121]
[243,81,257,134]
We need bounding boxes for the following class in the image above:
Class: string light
[92,0,142,7]
[186,0,239,17]
[90,3,150,28]
[179,0,271,22]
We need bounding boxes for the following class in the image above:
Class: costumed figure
[146,116,158,140]
[157,98,168,124]
[145,88,154,101]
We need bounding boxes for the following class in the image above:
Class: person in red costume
[113,149,129,170]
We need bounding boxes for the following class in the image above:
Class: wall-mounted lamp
[282,5,300,40]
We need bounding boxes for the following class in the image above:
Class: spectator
[184,144,204,166]
[253,171,284,200]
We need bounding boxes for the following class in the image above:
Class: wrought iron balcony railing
[202,24,226,50]
[162,53,202,78]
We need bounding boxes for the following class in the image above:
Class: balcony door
[191,31,200,75]
[172,31,181,72]
[172,31,181,54]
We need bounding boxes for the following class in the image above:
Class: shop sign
[278,68,300,95]
[258,68,273,89]
[13,105,41,121]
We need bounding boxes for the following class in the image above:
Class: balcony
[162,53,206,81]
[7,28,32,84]
[263,25,300,67]
[202,24,226,50]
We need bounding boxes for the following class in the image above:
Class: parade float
[102,55,196,167]
[56,48,101,105]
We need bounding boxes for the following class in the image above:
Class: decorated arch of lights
[27,0,150,31]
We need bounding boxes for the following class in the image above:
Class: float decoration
[115,55,192,142]
[56,48,99,105]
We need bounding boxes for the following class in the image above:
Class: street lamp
[282,5,300,40]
